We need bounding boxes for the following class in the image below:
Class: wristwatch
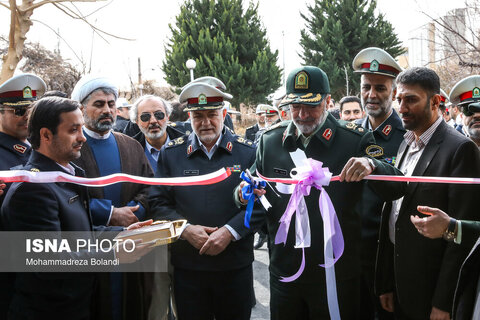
[442,218,457,241]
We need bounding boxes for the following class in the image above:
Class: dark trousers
[174,265,253,320]
[270,274,361,320]
[360,263,394,320]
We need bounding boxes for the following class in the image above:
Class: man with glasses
[0,73,46,201]
[130,95,184,173]
[450,75,480,148]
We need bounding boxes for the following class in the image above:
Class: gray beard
[292,111,327,136]
[141,126,166,140]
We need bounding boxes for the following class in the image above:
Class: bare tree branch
[0,1,10,9]
[70,0,113,19]
[19,0,103,13]
[53,2,134,41]
[31,18,86,67]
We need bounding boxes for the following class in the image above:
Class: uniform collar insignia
[13,144,27,154]
[322,128,332,140]
[226,141,233,152]
[382,124,392,136]
[187,145,193,155]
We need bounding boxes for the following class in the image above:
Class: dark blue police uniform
[148,127,262,320]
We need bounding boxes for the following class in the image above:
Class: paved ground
[251,237,270,320]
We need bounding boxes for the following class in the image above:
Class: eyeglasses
[462,104,480,117]
[139,111,165,122]
[0,106,30,117]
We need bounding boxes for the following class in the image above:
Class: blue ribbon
[240,171,266,228]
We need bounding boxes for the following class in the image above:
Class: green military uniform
[247,66,405,319]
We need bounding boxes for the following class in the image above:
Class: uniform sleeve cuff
[454,220,462,244]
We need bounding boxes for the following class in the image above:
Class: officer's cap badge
[473,87,480,99]
[23,86,33,98]
[198,94,207,105]
[369,60,379,72]
[294,71,309,90]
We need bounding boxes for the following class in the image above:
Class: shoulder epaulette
[236,136,255,147]
[265,121,288,132]
[339,121,366,135]
[166,136,186,148]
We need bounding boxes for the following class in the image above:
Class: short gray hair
[130,95,172,123]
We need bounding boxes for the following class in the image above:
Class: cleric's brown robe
[73,131,154,320]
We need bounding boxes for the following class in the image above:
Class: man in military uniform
[244,104,265,141]
[237,66,404,319]
[148,79,262,320]
[0,73,46,319]
[352,47,405,320]
[449,75,480,148]
[0,74,46,194]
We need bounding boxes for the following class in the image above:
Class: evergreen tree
[163,0,281,107]
[300,0,404,100]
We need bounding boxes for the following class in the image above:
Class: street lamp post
[186,59,196,82]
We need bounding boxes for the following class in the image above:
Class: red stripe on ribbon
[0,168,231,187]
[256,171,480,185]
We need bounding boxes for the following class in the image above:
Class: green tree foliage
[300,0,404,99]
[163,0,281,107]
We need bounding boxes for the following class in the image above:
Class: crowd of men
[0,46,479,320]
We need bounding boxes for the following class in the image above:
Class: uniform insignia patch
[186,130,191,135]
[294,71,309,90]
[13,144,27,154]
[227,165,241,172]
[168,142,174,146]
[369,59,379,72]
[237,137,245,143]
[382,125,392,136]
[282,129,287,142]
[358,127,364,132]
[366,145,384,158]
[23,86,32,98]
[170,122,177,127]
[226,142,233,152]
[322,128,332,140]
[184,170,199,176]
[247,141,252,145]
[175,137,184,145]
[198,94,207,105]
[30,168,40,172]
[187,145,193,155]
[473,87,480,99]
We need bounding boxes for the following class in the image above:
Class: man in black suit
[375,67,480,320]
[1,97,151,319]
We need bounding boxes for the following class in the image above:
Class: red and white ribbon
[0,168,231,187]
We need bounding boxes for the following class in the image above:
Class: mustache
[73,142,83,148]
[148,123,161,130]
[98,114,113,121]
[294,117,316,122]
